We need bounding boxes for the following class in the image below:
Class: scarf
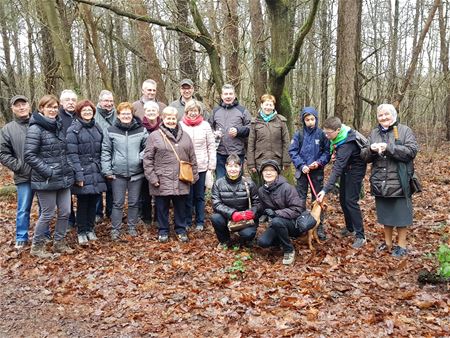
[142,116,161,133]
[329,124,351,153]
[182,114,203,127]
[259,109,277,123]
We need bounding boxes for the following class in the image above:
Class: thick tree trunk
[319,0,331,121]
[387,0,399,101]
[224,0,240,91]
[177,0,196,81]
[0,0,17,107]
[25,16,36,111]
[249,0,267,100]
[334,0,362,127]
[115,17,128,102]
[438,2,450,141]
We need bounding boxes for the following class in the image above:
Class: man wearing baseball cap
[0,95,33,249]
[170,78,209,121]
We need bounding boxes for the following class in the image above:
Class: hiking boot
[352,237,366,249]
[392,245,408,258]
[317,224,327,241]
[195,224,204,231]
[282,250,295,265]
[77,233,88,246]
[15,240,28,250]
[30,242,53,259]
[177,233,189,243]
[86,231,98,241]
[53,240,75,254]
[158,234,169,243]
[128,228,138,237]
[340,228,355,238]
[111,231,120,242]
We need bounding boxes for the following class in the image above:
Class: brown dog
[305,200,327,251]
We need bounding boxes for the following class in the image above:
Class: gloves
[243,210,254,220]
[232,212,245,222]
[264,209,276,218]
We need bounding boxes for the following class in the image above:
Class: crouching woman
[257,159,304,265]
[211,154,259,248]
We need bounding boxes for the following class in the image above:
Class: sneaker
[217,242,228,250]
[53,240,75,254]
[282,250,295,265]
[392,245,408,258]
[195,224,204,231]
[78,233,88,246]
[177,233,189,243]
[44,234,52,244]
[340,228,355,238]
[111,231,120,242]
[376,242,390,252]
[128,228,138,237]
[158,234,169,243]
[352,237,366,249]
[317,224,327,241]
[15,240,27,249]
[86,231,98,241]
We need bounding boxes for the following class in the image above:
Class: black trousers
[76,194,99,234]
[211,213,257,244]
[257,217,301,253]
[340,169,365,239]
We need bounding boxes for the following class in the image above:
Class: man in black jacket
[0,95,33,249]
[317,117,367,249]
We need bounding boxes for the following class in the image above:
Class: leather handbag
[159,130,194,184]
[227,179,255,232]
[410,172,422,194]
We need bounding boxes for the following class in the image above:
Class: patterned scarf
[259,109,277,123]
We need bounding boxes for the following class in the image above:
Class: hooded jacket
[0,115,32,184]
[24,112,74,190]
[288,107,331,179]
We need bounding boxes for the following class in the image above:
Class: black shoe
[317,224,327,241]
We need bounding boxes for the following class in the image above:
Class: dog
[303,200,327,251]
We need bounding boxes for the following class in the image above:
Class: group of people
[0,79,418,264]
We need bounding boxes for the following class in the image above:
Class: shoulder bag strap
[159,129,180,163]
[242,178,252,209]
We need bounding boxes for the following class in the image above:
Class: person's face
[180,85,194,100]
[225,161,241,177]
[11,100,31,119]
[262,166,278,183]
[99,95,114,111]
[117,108,133,124]
[61,94,77,112]
[162,113,177,128]
[41,101,59,119]
[377,109,394,129]
[323,128,340,141]
[221,89,236,105]
[142,83,157,100]
[186,107,200,120]
[144,107,159,121]
[304,114,316,128]
[80,106,94,122]
[261,100,275,115]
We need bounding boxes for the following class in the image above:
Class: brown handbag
[159,130,194,184]
[227,179,255,232]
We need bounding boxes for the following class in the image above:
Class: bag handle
[159,129,181,163]
[242,178,252,209]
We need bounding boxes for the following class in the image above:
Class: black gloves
[264,208,276,218]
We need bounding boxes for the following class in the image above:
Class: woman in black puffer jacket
[211,154,259,247]
[24,95,75,258]
[66,100,106,245]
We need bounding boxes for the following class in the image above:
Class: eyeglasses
[324,129,338,137]
[44,106,59,111]
[81,108,93,113]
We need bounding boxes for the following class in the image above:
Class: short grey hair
[184,99,203,114]
[142,79,157,88]
[60,89,77,101]
[144,101,160,112]
[98,90,113,101]
[161,106,178,118]
[221,83,235,93]
[377,103,398,122]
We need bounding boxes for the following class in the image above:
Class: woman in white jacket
[180,100,216,230]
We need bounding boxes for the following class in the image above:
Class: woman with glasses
[24,94,75,258]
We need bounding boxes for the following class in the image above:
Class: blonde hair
[161,106,178,118]
[184,100,202,114]
[116,102,133,113]
[260,94,276,104]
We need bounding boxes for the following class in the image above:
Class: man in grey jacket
[169,78,209,121]
[209,84,251,179]
[0,95,33,249]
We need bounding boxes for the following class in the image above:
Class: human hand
[308,161,319,170]
[264,209,276,218]
[154,181,160,187]
[317,190,326,203]
[76,181,84,187]
[377,142,387,153]
[232,211,245,222]
[228,127,237,138]
[302,165,310,174]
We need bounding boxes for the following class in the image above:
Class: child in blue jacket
[288,107,331,239]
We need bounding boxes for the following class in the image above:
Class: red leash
[306,172,319,200]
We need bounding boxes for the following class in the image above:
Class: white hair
[60,89,77,101]
[377,103,398,123]
[98,90,113,101]
[143,101,160,112]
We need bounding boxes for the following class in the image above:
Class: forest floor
[0,145,449,338]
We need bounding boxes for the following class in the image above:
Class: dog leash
[306,172,324,208]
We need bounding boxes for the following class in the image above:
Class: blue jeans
[15,182,33,242]
[186,171,206,227]
[154,195,187,235]
[216,153,245,179]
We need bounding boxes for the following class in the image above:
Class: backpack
[353,129,370,157]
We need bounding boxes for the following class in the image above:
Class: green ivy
[437,244,450,278]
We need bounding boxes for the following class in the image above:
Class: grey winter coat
[66,118,107,195]
[143,124,199,196]
[101,118,148,179]
[95,106,116,132]
[0,116,32,184]
[24,112,74,191]
[361,123,418,198]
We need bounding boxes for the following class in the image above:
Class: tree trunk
[224,0,240,91]
[438,2,450,141]
[0,0,17,106]
[25,15,36,111]
[319,0,331,121]
[115,17,128,102]
[249,0,267,100]
[177,0,197,81]
[387,0,399,100]
[334,0,362,127]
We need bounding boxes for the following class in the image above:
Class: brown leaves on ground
[0,145,449,337]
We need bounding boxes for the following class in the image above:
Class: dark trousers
[96,180,113,218]
[296,170,324,201]
[340,169,365,239]
[186,171,206,227]
[154,195,187,235]
[257,217,300,253]
[215,153,245,180]
[69,196,76,226]
[140,179,153,223]
[76,194,99,234]
[211,213,257,244]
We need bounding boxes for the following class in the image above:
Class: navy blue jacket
[288,107,331,179]
[66,118,107,195]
